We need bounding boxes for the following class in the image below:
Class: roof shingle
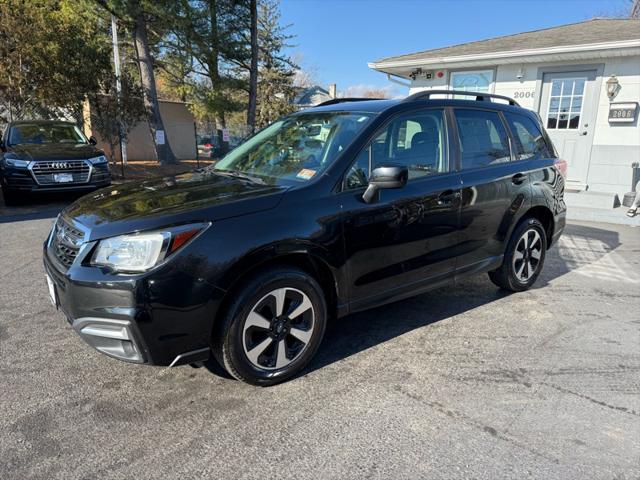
[373,19,640,64]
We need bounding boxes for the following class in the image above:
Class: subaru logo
[51,162,69,169]
[56,225,80,248]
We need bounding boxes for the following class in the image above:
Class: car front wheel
[212,267,327,386]
[488,217,547,292]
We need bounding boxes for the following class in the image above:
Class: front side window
[9,123,87,145]
[504,112,552,160]
[345,109,448,189]
[454,109,511,169]
[214,112,372,185]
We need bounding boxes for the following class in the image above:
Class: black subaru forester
[43,91,566,386]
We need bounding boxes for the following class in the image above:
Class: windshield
[213,112,373,184]
[9,123,88,145]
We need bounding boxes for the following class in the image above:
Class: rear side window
[454,109,511,169]
[504,112,553,160]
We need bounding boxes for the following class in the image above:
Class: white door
[539,71,597,189]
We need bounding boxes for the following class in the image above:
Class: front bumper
[43,230,224,367]
[1,164,111,193]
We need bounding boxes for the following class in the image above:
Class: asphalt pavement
[1,196,639,479]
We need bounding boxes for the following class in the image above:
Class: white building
[369,19,640,202]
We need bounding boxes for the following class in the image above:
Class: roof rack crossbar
[316,97,382,107]
[403,90,520,106]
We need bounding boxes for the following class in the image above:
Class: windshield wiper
[214,169,266,185]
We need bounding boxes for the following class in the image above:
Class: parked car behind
[197,135,224,159]
[44,91,566,386]
[0,120,111,205]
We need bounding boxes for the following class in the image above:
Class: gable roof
[371,18,640,66]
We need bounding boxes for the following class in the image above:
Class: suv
[43,91,566,386]
[0,120,111,204]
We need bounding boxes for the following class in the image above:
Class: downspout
[386,73,411,88]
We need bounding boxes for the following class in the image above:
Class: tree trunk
[208,0,226,154]
[246,0,258,133]
[131,0,176,164]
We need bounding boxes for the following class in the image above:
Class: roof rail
[316,97,383,107]
[403,90,520,106]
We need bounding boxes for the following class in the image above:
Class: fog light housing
[73,318,144,363]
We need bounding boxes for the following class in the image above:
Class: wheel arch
[520,205,554,249]
[213,244,341,335]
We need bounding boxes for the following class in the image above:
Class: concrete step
[564,191,620,209]
[566,205,640,227]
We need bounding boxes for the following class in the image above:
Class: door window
[345,109,447,189]
[454,109,511,169]
[546,78,585,130]
[504,112,553,160]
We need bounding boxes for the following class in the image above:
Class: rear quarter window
[504,112,554,160]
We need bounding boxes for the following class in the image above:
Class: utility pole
[111,14,128,167]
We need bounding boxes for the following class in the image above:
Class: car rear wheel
[212,267,327,386]
[488,217,547,292]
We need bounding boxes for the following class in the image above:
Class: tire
[212,266,327,386]
[488,217,547,292]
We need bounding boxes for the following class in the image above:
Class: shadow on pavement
[0,192,84,224]
[305,222,621,377]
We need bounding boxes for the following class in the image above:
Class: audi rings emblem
[51,162,70,169]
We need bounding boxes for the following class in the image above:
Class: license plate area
[46,274,58,308]
[53,173,74,183]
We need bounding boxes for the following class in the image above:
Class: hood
[9,143,101,161]
[62,170,288,240]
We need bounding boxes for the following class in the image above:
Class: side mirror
[362,163,408,203]
[88,136,97,145]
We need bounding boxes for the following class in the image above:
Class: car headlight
[91,223,209,273]
[88,155,108,165]
[5,157,30,168]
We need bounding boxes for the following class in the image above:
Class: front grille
[51,218,85,269]
[31,160,91,185]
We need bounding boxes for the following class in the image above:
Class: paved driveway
[1,197,639,479]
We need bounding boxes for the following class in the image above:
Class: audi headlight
[88,155,107,165]
[5,157,30,168]
[91,223,209,273]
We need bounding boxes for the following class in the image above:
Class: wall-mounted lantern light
[606,75,621,99]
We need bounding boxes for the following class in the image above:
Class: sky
[280,0,632,97]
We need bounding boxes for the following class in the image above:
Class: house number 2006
[513,91,535,99]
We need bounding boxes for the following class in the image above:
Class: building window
[546,78,585,130]
[450,70,494,93]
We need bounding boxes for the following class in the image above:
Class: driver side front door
[339,108,462,313]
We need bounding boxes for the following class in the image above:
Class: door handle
[437,190,460,205]
[512,173,526,185]
[580,131,588,136]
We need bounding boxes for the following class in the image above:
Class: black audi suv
[43,91,566,385]
[0,120,111,204]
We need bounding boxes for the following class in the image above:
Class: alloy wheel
[242,287,315,370]
[512,228,543,282]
